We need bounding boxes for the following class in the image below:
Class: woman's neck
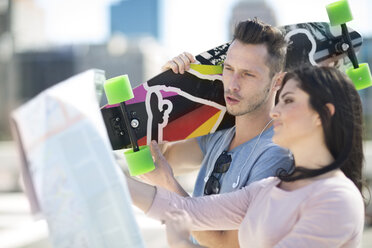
[280,136,339,191]
[290,136,335,170]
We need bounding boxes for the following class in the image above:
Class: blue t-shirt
[193,126,293,197]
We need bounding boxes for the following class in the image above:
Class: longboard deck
[101,22,362,150]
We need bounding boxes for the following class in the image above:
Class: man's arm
[138,52,203,194]
[191,230,240,248]
[139,139,203,196]
[163,138,204,175]
[142,52,242,247]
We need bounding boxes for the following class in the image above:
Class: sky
[35,0,372,56]
[161,0,372,55]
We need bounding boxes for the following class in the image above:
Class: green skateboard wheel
[326,0,353,26]
[124,146,155,176]
[104,75,134,105]
[346,63,372,90]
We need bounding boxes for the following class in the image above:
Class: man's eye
[243,72,254,77]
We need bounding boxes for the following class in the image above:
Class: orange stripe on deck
[186,110,222,139]
[163,105,220,141]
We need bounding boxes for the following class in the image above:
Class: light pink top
[147,176,364,248]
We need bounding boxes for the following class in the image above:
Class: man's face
[222,40,273,116]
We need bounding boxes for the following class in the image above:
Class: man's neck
[229,113,273,151]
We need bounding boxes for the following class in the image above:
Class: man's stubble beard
[226,82,272,117]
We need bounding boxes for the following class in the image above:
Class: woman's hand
[165,209,200,248]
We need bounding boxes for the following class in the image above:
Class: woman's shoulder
[307,175,364,214]
[304,175,365,237]
[248,176,280,189]
[315,174,361,195]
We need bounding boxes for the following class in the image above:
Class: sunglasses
[204,151,232,195]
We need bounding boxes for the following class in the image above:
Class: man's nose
[228,74,240,92]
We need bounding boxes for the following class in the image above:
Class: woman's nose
[270,106,280,119]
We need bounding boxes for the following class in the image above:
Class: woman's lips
[273,121,282,129]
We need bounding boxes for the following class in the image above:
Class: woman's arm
[126,176,156,213]
[125,176,205,248]
[126,172,254,230]
[147,185,255,231]
[125,150,266,234]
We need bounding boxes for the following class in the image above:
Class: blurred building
[0,0,14,140]
[229,0,277,38]
[0,0,371,141]
[0,0,165,140]
[358,38,372,139]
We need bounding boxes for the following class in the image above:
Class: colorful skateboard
[102,24,364,145]
[101,1,371,176]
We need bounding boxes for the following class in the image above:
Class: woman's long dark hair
[276,66,365,194]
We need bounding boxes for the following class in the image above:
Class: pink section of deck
[124,84,179,105]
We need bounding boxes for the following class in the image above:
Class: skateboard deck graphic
[282,22,362,69]
[101,22,363,150]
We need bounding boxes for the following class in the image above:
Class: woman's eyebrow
[280,91,294,99]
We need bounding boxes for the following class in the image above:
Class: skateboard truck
[111,117,125,136]
[326,0,372,90]
[104,75,155,176]
[110,111,140,137]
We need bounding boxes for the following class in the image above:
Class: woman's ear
[315,103,335,126]
[325,103,335,116]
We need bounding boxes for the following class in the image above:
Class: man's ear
[325,103,335,116]
[273,72,286,91]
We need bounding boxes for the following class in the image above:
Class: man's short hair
[233,18,287,78]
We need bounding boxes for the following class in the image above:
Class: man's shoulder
[239,132,288,156]
[260,142,289,155]
[206,127,235,139]
[197,127,235,148]
[254,143,292,168]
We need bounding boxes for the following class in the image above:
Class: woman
[127,66,365,247]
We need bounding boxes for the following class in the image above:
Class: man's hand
[138,140,174,188]
[139,141,190,197]
[162,52,196,74]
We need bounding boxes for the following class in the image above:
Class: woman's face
[270,79,321,149]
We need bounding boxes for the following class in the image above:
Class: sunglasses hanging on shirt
[204,151,232,195]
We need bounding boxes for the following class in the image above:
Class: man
[140,19,293,248]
